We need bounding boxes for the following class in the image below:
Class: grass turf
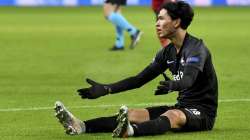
[0,6,250,140]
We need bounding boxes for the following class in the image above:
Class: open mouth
[156,28,162,35]
[156,27,161,31]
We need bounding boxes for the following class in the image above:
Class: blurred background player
[103,0,142,51]
[151,0,176,47]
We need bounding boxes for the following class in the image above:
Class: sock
[132,116,171,136]
[115,26,124,48]
[127,123,134,136]
[79,121,86,133]
[84,115,117,133]
[107,12,137,36]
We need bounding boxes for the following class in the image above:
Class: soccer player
[54,1,218,138]
[103,0,142,51]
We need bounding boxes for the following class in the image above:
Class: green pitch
[0,6,250,140]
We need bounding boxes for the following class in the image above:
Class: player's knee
[128,109,139,122]
[162,109,186,128]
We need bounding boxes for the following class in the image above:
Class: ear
[173,18,181,28]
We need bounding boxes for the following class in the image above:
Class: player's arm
[108,62,166,93]
[77,47,169,99]
[77,62,167,99]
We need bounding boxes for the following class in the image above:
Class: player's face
[156,9,178,38]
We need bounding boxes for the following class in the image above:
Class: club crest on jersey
[180,57,185,66]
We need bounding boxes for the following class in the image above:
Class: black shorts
[105,0,127,5]
[146,105,215,132]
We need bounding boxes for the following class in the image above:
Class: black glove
[155,81,172,95]
[77,78,110,99]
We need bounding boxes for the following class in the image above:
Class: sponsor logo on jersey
[173,71,183,81]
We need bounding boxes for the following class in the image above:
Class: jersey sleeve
[108,49,169,94]
[185,41,207,72]
[108,62,164,94]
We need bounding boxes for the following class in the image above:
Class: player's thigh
[128,108,149,124]
[178,107,216,132]
[146,105,173,120]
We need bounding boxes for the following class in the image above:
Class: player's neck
[171,30,186,54]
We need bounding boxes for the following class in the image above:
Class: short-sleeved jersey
[154,33,218,117]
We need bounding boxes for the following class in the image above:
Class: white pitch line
[0,98,250,112]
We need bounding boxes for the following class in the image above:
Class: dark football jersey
[153,33,218,117]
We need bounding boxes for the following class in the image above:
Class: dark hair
[161,1,194,29]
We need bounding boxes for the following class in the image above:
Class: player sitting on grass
[54,1,218,138]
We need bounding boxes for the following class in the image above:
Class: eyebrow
[158,15,164,19]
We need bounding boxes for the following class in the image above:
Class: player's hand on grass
[155,81,171,95]
[77,78,110,99]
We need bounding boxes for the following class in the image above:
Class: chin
[159,34,166,38]
[160,34,168,39]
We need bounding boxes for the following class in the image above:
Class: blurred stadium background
[0,0,250,140]
[1,0,250,6]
